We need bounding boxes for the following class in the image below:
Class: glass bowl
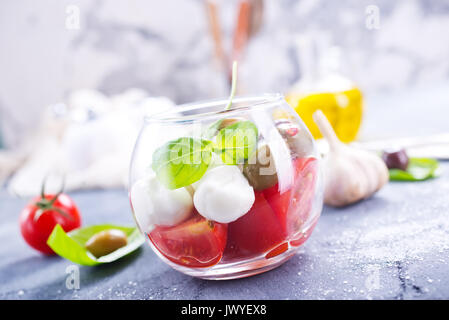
[129,94,323,280]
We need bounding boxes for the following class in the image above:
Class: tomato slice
[263,157,318,237]
[149,213,227,268]
[223,191,286,261]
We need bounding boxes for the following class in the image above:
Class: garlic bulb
[313,110,389,207]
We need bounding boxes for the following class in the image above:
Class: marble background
[1,0,449,147]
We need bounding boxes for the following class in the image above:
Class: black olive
[382,149,409,171]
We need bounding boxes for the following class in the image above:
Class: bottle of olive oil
[286,44,363,143]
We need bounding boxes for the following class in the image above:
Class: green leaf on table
[152,137,214,189]
[389,157,441,181]
[216,120,258,165]
[47,224,145,266]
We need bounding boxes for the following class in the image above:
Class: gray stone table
[1,84,448,300]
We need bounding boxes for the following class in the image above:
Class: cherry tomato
[223,191,285,261]
[20,193,82,255]
[263,157,318,237]
[149,213,227,268]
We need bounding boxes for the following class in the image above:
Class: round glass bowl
[129,94,323,280]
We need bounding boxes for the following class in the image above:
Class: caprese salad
[130,116,318,268]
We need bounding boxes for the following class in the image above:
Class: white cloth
[6,89,176,197]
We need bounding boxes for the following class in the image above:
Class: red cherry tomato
[223,191,286,261]
[20,193,82,255]
[263,157,318,237]
[149,213,228,268]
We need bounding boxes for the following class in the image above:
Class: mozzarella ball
[130,175,193,232]
[193,165,255,223]
[191,152,224,192]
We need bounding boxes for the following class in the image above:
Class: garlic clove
[323,155,366,207]
[371,152,390,191]
[130,174,193,232]
[350,149,380,194]
[193,165,255,223]
[353,147,389,195]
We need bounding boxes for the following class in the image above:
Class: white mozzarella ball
[191,153,224,192]
[193,165,255,223]
[130,175,193,232]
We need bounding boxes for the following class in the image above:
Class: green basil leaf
[47,224,145,266]
[152,137,213,189]
[216,120,258,165]
[389,157,441,181]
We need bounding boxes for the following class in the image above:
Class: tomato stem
[41,175,66,199]
[34,175,71,222]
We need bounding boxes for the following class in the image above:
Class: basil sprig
[151,61,258,189]
[389,157,440,181]
[152,137,214,189]
[202,61,238,139]
[216,121,258,165]
[152,121,258,189]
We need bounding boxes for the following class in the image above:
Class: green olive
[218,117,244,130]
[276,120,313,158]
[85,229,128,258]
[243,144,278,191]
